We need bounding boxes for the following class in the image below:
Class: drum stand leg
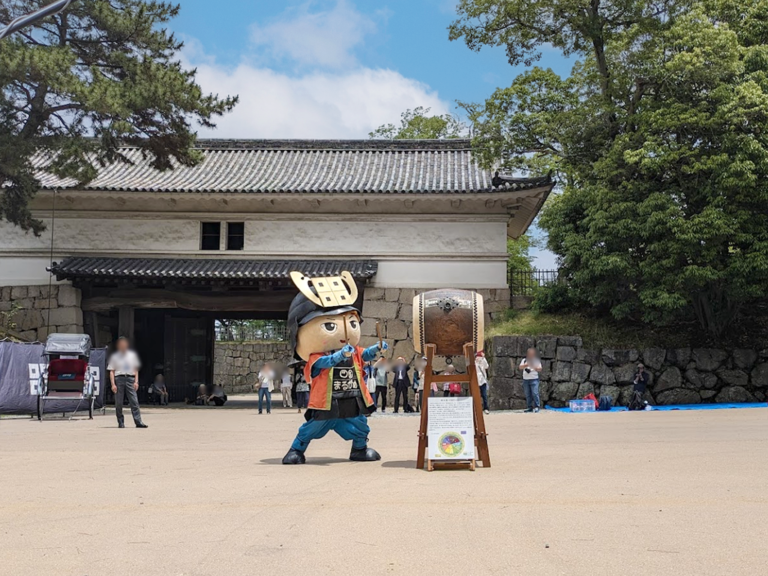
[416,344,437,470]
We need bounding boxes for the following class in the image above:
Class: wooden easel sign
[416,342,491,471]
[413,288,490,471]
[426,396,476,470]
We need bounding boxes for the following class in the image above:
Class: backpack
[627,391,645,411]
[597,395,613,411]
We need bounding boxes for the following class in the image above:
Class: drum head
[413,289,484,356]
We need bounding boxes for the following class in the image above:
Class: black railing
[509,269,560,297]
[215,320,288,342]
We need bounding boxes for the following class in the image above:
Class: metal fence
[214,320,288,342]
[508,269,560,297]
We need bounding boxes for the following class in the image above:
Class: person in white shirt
[475,351,490,414]
[257,363,273,414]
[519,348,543,413]
[280,369,293,408]
[107,336,147,428]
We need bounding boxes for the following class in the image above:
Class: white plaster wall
[0,215,509,289]
[0,217,507,257]
[0,218,199,253]
[0,258,65,285]
[244,220,506,256]
[373,259,508,289]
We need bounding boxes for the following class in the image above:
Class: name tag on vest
[332,366,359,393]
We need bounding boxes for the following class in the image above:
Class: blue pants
[523,378,540,409]
[291,414,370,452]
[480,383,489,411]
[258,388,272,413]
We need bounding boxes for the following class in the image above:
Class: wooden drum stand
[416,342,491,470]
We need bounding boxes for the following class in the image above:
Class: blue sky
[172,0,570,268]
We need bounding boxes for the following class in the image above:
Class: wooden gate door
[164,315,213,402]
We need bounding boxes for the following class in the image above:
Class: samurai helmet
[287,271,362,357]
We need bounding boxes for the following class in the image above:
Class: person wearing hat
[475,350,490,414]
[282,272,388,465]
[633,363,649,393]
[392,356,412,413]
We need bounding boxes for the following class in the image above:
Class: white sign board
[427,397,475,460]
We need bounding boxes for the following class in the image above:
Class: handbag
[449,383,462,394]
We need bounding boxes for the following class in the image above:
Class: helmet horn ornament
[290,270,359,308]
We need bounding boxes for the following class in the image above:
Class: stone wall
[213,341,293,394]
[0,284,83,341]
[361,286,509,372]
[488,335,768,409]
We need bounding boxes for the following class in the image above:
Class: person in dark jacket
[633,363,650,393]
[392,356,412,413]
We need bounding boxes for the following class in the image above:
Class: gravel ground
[1,397,767,576]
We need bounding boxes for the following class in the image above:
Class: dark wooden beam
[83,288,296,313]
[118,306,134,341]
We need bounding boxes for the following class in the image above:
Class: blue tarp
[546,402,767,413]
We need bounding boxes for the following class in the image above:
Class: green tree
[369,106,466,139]
[507,235,537,273]
[452,0,768,337]
[0,0,237,234]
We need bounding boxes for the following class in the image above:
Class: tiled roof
[30,139,552,195]
[50,257,378,282]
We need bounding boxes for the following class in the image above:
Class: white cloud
[182,1,451,139]
[250,0,376,69]
[191,61,450,139]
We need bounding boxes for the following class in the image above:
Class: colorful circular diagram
[438,432,465,457]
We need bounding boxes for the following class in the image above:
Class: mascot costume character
[282,270,388,465]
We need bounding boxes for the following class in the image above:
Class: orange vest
[304,346,374,411]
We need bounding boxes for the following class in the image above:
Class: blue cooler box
[569,399,596,412]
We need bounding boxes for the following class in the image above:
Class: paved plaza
[1,399,767,576]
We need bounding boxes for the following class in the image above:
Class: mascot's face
[295,312,361,361]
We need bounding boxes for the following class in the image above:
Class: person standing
[280,369,293,408]
[392,356,412,413]
[413,357,426,412]
[107,336,148,428]
[475,351,490,414]
[152,373,169,406]
[519,348,542,413]
[258,363,273,414]
[365,361,378,407]
[373,357,389,412]
[295,370,310,414]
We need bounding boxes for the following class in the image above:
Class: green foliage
[507,234,537,273]
[531,282,576,314]
[0,0,237,234]
[487,310,696,350]
[369,106,466,140]
[452,0,768,337]
[216,319,286,342]
[0,302,22,331]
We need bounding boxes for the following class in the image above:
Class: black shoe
[350,447,381,462]
[135,422,148,428]
[118,422,125,428]
[524,408,533,413]
[282,448,306,465]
